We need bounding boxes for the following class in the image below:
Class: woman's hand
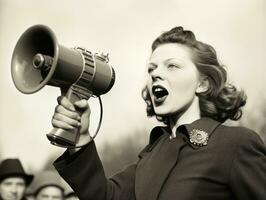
[52,96,92,147]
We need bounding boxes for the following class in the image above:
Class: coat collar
[161,117,221,149]
[181,117,221,137]
[179,117,221,149]
[139,117,221,157]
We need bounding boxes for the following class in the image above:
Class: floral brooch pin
[189,129,209,146]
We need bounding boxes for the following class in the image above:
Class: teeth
[154,88,163,92]
[152,85,168,100]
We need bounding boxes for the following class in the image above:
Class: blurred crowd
[0,158,79,200]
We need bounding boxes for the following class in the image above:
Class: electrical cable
[69,96,103,149]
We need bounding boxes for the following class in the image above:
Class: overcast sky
[0,0,265,172]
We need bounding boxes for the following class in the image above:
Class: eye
[17,182,25,187]
[3,182,12,186]
[147,64,157,74]
[167,63,179,69]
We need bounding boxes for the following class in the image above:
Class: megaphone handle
[47,86,91,147]
[66,86,84,104]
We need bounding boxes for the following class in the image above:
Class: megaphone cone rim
[11,24,59,94]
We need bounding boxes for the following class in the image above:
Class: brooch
[189,129,209,146]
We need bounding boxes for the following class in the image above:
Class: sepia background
[0,0,265,179]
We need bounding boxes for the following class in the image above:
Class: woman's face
[147,43,201,117]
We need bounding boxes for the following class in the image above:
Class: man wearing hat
[0,158,33,200]
[28,170,64,200]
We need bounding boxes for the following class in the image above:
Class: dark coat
[54,118,266,200]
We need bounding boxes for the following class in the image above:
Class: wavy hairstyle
[142,26,246,123]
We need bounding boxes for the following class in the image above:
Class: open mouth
[152,85,169,104]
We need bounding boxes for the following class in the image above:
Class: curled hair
[142,26,246,123]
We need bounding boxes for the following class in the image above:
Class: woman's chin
[154,109,171,117]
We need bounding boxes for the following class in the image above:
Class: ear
[196,76,209,94]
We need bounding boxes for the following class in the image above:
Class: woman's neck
[169,97,201,138]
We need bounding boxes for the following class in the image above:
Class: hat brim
[0,173,34,186]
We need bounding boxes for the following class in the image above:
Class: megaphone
[11,24,115,147]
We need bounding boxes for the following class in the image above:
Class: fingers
[74,99,89,110]
[52,118,78,130]
[57,97,90,115]
[57,96,75,111]
[54,104,80,119]
[53,96,90,132]
[74,99,91,117]
[53,113,81,128]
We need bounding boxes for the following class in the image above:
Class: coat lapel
[135,127,186,200]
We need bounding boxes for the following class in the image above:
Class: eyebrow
[147,62,157,66]
[148,58,184,65]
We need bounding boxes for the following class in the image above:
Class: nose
[150,66,164,82]
[10,185,18,194]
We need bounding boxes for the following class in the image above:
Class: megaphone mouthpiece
[33,53,53,70]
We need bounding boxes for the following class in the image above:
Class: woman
[52,27,266,200]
